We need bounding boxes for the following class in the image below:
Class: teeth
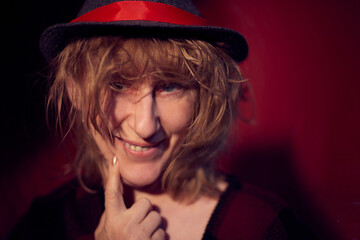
[135,146,143,151]
[124,142,149,152]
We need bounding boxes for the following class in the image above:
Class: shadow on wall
[219,138,340,240]
[0,0,84,238]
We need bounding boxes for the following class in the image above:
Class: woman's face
[91,78,196,188]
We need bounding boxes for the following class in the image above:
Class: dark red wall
[1,0,359,239]
[196,0,360,238]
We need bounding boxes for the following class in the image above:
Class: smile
[113,136,164,156]
[124,142,150,152]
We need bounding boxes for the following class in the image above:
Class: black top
[10,178,310,240]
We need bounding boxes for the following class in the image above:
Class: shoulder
[205,178,308,240]
[9,179,103,240]
[223,180,288,219]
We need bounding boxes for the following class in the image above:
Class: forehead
[119,39,184,66]
[111,40,188,80]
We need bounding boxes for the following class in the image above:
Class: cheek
[107,95,133,126]
[157,95,195,133]
[90,127,113,164]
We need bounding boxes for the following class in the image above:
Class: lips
[113,135,164,158]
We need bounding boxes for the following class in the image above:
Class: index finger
[104,156,126,213]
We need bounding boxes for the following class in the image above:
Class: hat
[39,0,248,62]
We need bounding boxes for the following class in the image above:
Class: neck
[122,177,170,207]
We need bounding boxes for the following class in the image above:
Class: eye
[110,82,125,91]
[158,83,182,93]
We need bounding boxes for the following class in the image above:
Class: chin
[119,167,163,189]
[123,177,161,189]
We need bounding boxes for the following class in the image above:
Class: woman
[11,0,306,239]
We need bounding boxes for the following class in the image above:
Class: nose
[133,91,160,139]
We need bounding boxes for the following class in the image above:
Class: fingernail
[112,156,118,166]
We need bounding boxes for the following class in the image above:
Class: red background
[1,0,359,239]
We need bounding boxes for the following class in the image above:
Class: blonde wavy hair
[47,36,245,202]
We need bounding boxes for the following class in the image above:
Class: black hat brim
[40,21,248,63]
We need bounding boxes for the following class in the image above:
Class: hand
[95,156,166,240]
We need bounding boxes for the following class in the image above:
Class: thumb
[104,156,126,214]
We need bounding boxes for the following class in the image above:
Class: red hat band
[71,1,208,26]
